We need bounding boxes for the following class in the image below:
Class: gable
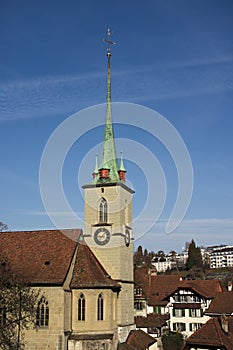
[70,242,120,290]
[164,279,223,301]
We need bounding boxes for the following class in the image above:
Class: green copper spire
[119,151,126,172]
[92,154,99,179]
[99,28,119,182]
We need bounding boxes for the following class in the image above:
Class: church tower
[82,29,135,341]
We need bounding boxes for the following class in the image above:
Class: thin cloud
[1,55,233,122]
[24,210,84,219]
[135,217,233,251]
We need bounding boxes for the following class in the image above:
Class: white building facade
[210,246,233,268]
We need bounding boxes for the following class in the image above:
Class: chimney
[221,314,228,333]
[228,281,232,292]
[148,268,151,287]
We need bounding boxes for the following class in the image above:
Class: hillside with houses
[133,240,233,349]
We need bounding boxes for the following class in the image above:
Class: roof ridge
[214,317,225,345]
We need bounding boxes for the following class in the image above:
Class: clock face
[94,228,111,246]
[125,229,130,247]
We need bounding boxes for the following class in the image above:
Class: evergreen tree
[186,239,203,270]
[143,249,152,267]
[134,245,143,266]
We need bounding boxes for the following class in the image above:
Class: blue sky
[1,0,233,253]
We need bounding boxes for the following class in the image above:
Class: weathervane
[103,28,116,56]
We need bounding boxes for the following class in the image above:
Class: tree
[0,258,39,349]
[169,250,177,262]
[162,332,184,350]
[157,250,165,258]
[134,247,155,267]
[134,246,143,267]
[186,239,203,270]
[0,222,8,232]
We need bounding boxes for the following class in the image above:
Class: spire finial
[103,28,116,57]
[118,151,126,181]
[92,154,99,179]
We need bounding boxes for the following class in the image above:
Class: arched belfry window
[97,293,104,321]
[99,198,108,223]
[78,293,85,321]
[36,297,49,327]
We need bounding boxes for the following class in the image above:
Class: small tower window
[97,293,104,321]
[36,297,49,327]
[78,293,85,321]
[99,198,108,223]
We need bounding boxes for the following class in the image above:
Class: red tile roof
[135,314,169,328]
[0,229,81,285]
[134,268,223,307]
[70,242,120,289]
[119,330,156,350]
[206,291,233,315]
[149,275,183,305]
[164,279,223,300]
[134,268,182,306]
[185,317,233,349]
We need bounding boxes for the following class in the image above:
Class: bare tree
[0,222,8,232]
[0,258,39,350]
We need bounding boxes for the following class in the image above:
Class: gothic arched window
[36,297,49,327]
[78,293,85,321]
[97,293,104,321]
[99,198,108,223]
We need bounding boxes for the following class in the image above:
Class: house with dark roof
[134,267,224,340]
[184,316,233,349]
[135,314,169,339]
[134,267,182,316]
[183,283,233,349]
[165,279,223,338]
[118,330,156,350]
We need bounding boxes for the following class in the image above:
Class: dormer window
[99,198,108,223]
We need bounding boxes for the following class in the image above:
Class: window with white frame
[134,301,144,310]
[173,308,185,317]
[189,323,202,332]
[173,322,186,332]
[189,308,202,317]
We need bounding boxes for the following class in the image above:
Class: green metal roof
[89,30,127,185]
